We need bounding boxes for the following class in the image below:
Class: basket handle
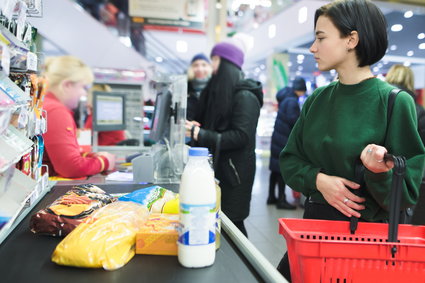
[385,153,407,257]
[350,160,365,234]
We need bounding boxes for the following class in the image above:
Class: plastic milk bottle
[178,147,216,268]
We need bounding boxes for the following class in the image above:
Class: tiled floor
[245,151,304,267]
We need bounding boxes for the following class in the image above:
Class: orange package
[136,213,179,256]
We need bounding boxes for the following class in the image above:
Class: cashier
[42,55,115,178]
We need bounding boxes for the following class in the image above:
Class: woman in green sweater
[277,0,425,280]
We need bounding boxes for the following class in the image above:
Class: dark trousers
[277,199,351,282]
[233,220,248,237]
[269,171,286,198]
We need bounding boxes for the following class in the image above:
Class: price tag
[26,51,37,72]
[17,105,29,128]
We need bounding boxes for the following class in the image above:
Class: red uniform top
[84,114,125,145]
[42,92,109,178]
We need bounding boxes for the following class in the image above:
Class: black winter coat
[269,87,300,173]
[195,79,263,221]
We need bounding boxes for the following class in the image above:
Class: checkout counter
[0,180,286,283]
[0,76,286,282]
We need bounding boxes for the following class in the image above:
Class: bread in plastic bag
[51,201,149,270]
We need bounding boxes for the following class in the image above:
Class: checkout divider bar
[220,212,288,283]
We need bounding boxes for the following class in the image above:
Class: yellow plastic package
[51,201,149,270]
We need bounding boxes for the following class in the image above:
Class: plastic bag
[118,185,179,213]
[30,184,115,236]
[51,201,149,270]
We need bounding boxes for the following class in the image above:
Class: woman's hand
[316,172,366,218]
[360,144,394,173]
[185,120,201,141]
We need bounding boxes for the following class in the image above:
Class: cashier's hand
[97,152,116,171]
[316,173,365,218]
[185,120,201,141]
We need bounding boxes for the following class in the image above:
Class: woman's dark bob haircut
[314,0,388,67]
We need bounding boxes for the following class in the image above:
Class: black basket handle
[384,154,406,257]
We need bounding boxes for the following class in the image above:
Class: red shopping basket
[279,155,425,283]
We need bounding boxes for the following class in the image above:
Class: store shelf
[0,125,34,174]
[0,170,53,245]
[0,71,31,105]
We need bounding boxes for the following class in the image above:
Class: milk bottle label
[179,203,216,245]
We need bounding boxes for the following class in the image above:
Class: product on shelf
[51,201,149,270]
[29,184,116,236]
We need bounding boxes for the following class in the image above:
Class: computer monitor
[148,90,172,142]
[92,91,126,132]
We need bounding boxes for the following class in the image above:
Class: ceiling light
[268,24,276,39]
[296,71,302,76]
[373,66,379,73]
[391,24,403,32]
[407,50,414,57]
[216,3,222,9]
[298,7,308,24]
[155,57,163,63]
[298,66,303,71]
[287,62,293,67]
[404,11,413,18]
[403,61,411,67]
[390,45,397,51]
[419,43,425,50]
[330,69,336,75]
[297,54,305,61]
[260,64,265,70]
[418,33,425,40]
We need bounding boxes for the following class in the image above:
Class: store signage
[129,0,204,30]
[23,0,43,17]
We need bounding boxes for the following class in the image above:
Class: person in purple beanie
[185,41,263,237]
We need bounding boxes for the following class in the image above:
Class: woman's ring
[343,198,349,204]
[367,148,372,153]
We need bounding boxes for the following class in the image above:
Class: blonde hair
[386,64,415,92]
[43,56,94,89]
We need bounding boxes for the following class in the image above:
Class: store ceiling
[145,0,425,82]
[283,10,425,81]
[36,0,424,84]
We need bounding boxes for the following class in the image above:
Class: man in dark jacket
[268,77,306,209]
[185,41,263,237]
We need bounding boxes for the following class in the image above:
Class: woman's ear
[61,80,74,92]
[347,31,359,50]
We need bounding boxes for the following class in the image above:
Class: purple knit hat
[210,42,244,69]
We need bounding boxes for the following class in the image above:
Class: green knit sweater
[280,78,425,221]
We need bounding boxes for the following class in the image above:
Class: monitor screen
[92,91,126,131]
[148,90,172,142]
